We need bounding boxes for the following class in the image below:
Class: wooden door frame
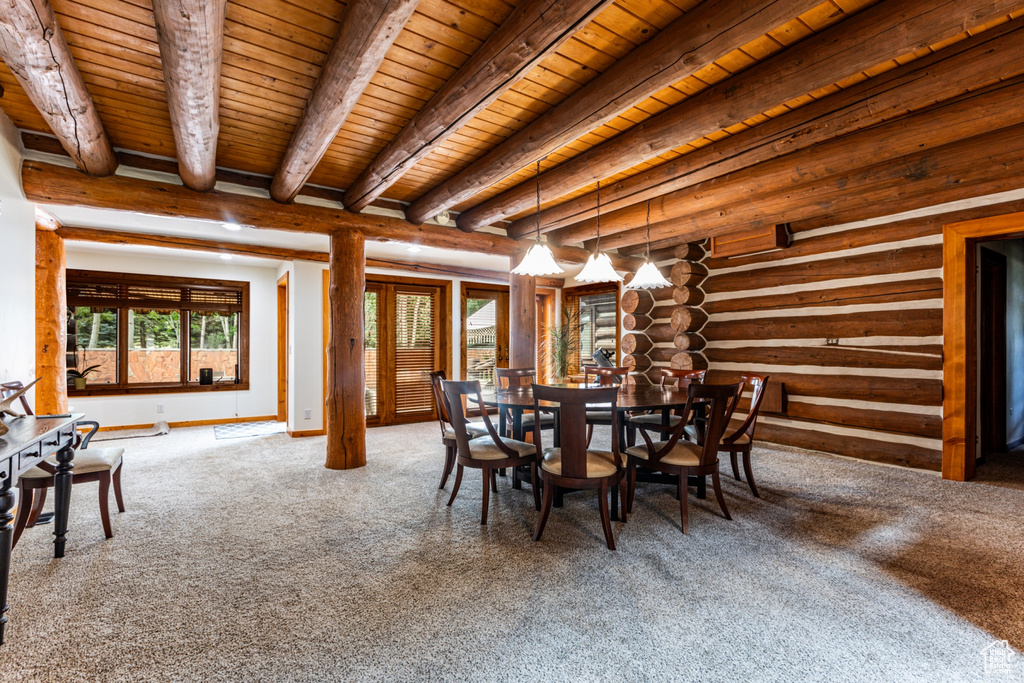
[460,282,510,380]
[943,211,1024,480]
[277,272,289,423]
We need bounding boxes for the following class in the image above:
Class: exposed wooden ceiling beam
[554,74,1024,246]
[341,0,614,213]
[269,0,421,203]
[151,0,227,192]
[598,124,1024,252]
[0,0,117,175]
[519,18,1024,240]
[21,160,637,269]
[462,0,1024,233]
[403,0,821,226]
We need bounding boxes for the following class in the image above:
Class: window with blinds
[393,290,436,416]
[66,270,249,394]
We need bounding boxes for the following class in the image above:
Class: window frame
[561,282,621,373]
[66,269,250,396]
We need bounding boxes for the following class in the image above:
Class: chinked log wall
[622,242,708,384]
[699,197,1024,471]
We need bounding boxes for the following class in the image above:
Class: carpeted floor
[1,423,1022,682]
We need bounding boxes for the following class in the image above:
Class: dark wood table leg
[696,475,706,499]
[553,485,563,508]
[52,444,74,558]
[0,471,14,645]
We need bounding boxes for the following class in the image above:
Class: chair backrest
[441,379,517,460]
[584,366,629,387]
[726,374,771,443]
[495,367,535,388]
[532,383,621,478]
[0,381,34,415]
[658,368,706,389]
[428,370,450,437]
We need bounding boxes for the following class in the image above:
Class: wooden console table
[0,414,82,645]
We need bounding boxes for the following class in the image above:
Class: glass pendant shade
[626,260,672,289]
[574,251,623,283]
[512,242,564,276]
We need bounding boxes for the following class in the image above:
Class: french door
[460,284,509,389]
[364,278,450,426]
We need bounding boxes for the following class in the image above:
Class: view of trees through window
[70,307,118,384]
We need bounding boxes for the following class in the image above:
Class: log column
[669,242,710,374]
[35,225,67,415]
[509,252,537,369]
[325,230,366,470]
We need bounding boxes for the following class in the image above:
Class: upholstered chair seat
[21,448,124,479]
[683,424,750,445]
[630,413,682,428]
[466,436,536,460]
[519,412,555,427]
[443,423,489,440]
[540,448,618,478]
[624,440,701,467]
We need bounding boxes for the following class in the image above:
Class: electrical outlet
[156,403,165,413]
[304,409,312,420]
[825,338,839,346]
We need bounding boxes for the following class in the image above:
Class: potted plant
[67,365,102,390]
[544,308,581,382]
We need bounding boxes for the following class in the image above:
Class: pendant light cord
[594,180,602,253]
[534,159,542,243]
[645,198,652,261]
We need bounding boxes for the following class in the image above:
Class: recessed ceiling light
[406,245,422,253]
[222,222,242,231]
[220,254,233,260]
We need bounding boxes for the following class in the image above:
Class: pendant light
[511,160,564,277]
[574,180,623,283]
[626,199,673,290]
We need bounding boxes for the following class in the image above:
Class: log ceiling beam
[269,0,421,204]
[21,160,638,270]
[599,124,1024,253]
[151,0,227,192]
[341,0,614,213]
[404,0,822,226]
[562,75,1024,248]
[0,0,117,175]
[469,0,1024,234]
[525,17,1024,241]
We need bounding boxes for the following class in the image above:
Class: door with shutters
[363,276,451,426]
[460,283,509,388]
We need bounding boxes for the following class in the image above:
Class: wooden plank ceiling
[1,0,1022,253]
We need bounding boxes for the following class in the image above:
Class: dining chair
[531,383,626,550]
[429,370,490,489]
[1,381,126,545]
[495,367,555,437]
[442,380,540,524]
[692,374,770,497]
[628,369,707,441]
[582,366,628,447]
[625,382,741,535]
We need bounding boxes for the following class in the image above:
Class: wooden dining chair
[532,383,626,550]
[582,366,628,447]
[625,382,741,535]
[714,374,770,497]
[429,370,490,489]
[442,380,540,524]
[495,367,554,437]
[628,369,707,440]
[1,381,126,545]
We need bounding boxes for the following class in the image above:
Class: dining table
[474,382,708,519]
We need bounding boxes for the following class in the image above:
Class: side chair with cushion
[1,381,125,546]
[429,370,490,489]
[718,374,770,497]
[442,380,540,524]
[628,369,707,443]
[625,382,740,535]
[582,366,628,448]
[495,367,554,438]
[532,383,627,550]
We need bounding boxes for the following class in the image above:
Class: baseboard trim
[93,415,277,432]
[287,429,326,438]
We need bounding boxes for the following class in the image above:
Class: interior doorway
[979,247,1007,459]
[276,272,288,423]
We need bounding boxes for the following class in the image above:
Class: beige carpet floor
[1,423,1023,682]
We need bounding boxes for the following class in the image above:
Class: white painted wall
[0,112,36,390]
[285,260,326,433]
[65,249,279,427]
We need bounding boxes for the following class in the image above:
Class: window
[66,270,249,394]
[562,283,620,374]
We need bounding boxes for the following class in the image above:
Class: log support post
[509,253,537,369]
[325,230,366,470]
[35,225,67,415]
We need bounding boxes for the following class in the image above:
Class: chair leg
[729,450,741,480]
[490,469,498,493]
[439,445,455,489]
[533,475,553,542]
[531,462,541,511]
[12,486,32,549]
[447,464,464,506]
[742,448,760,498]
[619,478,628,524]
[598,481,615,550]
[586,424,594,448]
[711,469,731,520]
[98,471,114,539]
[481,467,491,525]
[679,473,689,535]
[626,461,637,514]
[113,463,126,513]
[626,425,636,448]
[27,486,47,527]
